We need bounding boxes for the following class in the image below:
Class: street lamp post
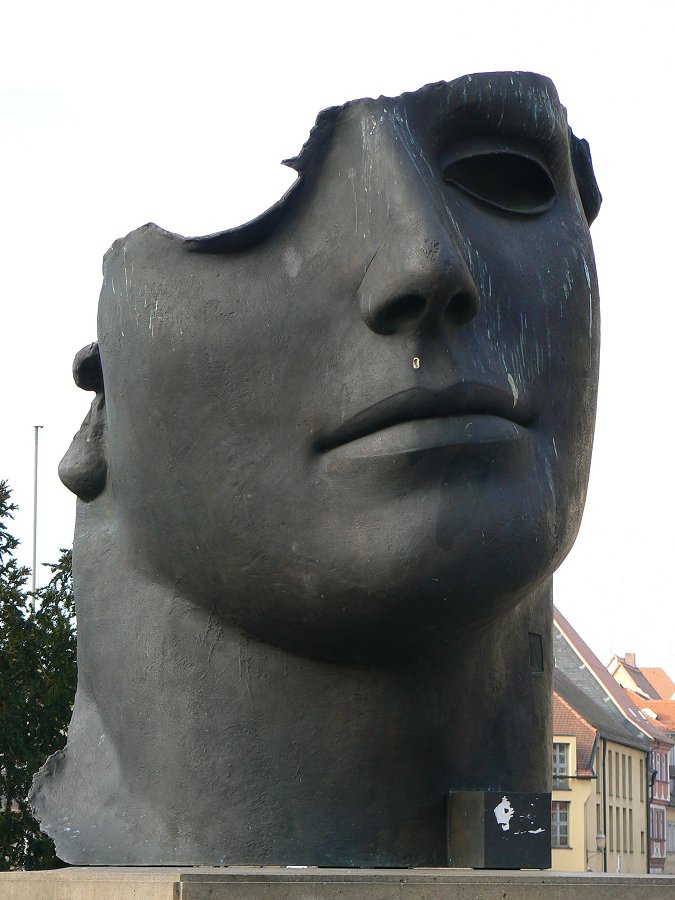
[32,424,43,601]
[586,832,606,871]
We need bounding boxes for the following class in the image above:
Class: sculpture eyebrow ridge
[441,85,566,149]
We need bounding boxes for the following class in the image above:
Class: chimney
[625,652,636,668]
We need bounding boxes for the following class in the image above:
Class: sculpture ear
[570,130,602,225]
[59,343,107,501]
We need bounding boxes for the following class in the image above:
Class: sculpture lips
[317,383,531,453]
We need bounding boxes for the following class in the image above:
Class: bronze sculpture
[31,71,601,866]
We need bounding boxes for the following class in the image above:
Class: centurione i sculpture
[31,71,601,867]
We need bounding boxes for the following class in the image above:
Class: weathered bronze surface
[31,72,601,865]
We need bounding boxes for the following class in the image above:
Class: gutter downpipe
[601,737,607,873]
[646,748,651,874]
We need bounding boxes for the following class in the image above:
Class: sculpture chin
[216,587,543,665]
[180,531,565,666]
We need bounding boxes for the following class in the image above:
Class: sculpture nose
[357,189,480,336]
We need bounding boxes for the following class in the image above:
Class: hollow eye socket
[443,152,555,215]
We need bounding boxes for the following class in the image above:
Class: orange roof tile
[553,691,597,773]
[625,694,675,731]
[640,668,675,700]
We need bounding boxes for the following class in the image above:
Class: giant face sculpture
[65,72,600,664]
[37,71,601,867]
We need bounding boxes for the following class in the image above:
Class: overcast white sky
[1,1,673,674]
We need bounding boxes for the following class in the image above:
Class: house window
[628,756,633,800]
[654,752,661,785]
[640,758,644,802]
[641,830,645,854]
[622,754,626,798]
[668,823,675,854]
[629,809,634,853]
[551,800,570,848]
[609,752,613,797]
[553,743,570,789]
[652,807,665,842]
[615,752,620,797]
[596,803,601,837]
[622,807,627,852]
[616,807,621,854]
[653,754,662,800]
[609,805,614,851]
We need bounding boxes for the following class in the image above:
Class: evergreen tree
[0,480,76,870]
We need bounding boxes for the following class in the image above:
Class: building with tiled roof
[605,654,675,874]
[607,654,663,700]
[641,669,675,702]
[607,655,675,703]
[554,609,673,874]
[552,666,650,874]
[551,690,596,872]
[622,693,675,733]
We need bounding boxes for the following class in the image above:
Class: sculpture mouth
[316,383,532,457]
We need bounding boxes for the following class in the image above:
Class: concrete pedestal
[2,868,675,899]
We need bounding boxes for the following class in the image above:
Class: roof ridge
[553,606,673,744]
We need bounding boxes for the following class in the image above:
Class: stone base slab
[2,867,675,899]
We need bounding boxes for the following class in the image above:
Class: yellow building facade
[551,728,648,873]
[553,612,675,874]
[593,738,648,874]
[551,733,592,872]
